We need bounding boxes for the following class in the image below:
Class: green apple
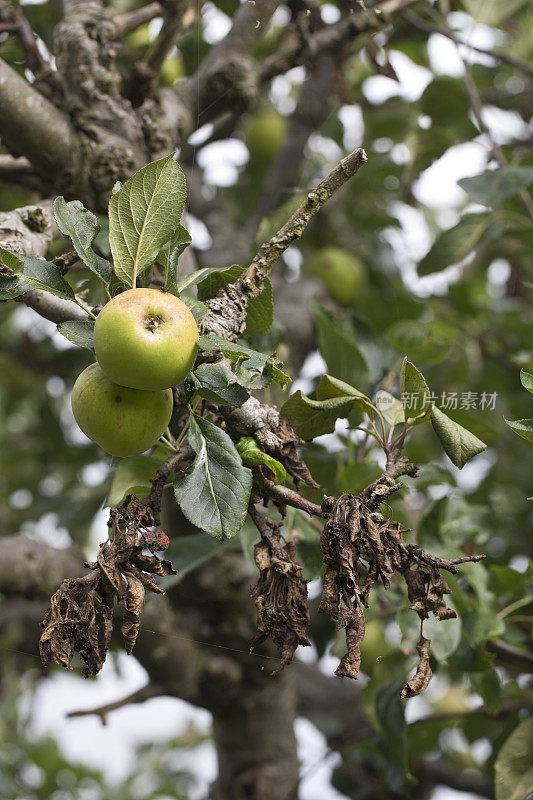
[311,247,365,306]
[94,288,199,390]
[244,111,287,164]
[71,363,173,457]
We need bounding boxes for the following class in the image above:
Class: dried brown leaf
[400,636,432,699]
[121,572,145,654]
[335,604,365,680]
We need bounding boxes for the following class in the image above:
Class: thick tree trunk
[211,669,299,800]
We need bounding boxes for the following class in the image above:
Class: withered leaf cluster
[40,498,175,676]
[249,506,310,675]
[315,487,480,697]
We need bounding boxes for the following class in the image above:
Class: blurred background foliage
[0,0,532,798]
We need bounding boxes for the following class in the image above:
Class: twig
[438,13,533,221]
[411,698,533,726]
[111,3,164,39]
[265,483,326,518]
[261,0,420,81]
[0,2,45,75]
[123,1,196,106]
[245,147,368,287]
[402,10,533,79]
[67,683,162,724]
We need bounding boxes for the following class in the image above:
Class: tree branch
[0,58,77,179]
[248,50,338,234]
[0,201,92,323]
[245,147,368,287]
[123,1,195,107]
[402,9,533,79]
[66,683,163,725]
[185,0,278,125]
[111,2,164,39]
[262,0,421,80]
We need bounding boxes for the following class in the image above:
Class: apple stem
[159,434,178,452]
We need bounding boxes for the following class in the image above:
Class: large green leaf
[495,717,533,800]
[458,167,533,208]
[106,454,162,507]
[0,247,75,302]
[400,358,430,417]
[463,0,530,25]
[375,390,405,426]
[316,374,374,416]
[385,320,457,363]
[193,362,249,407]
[108,155,186,287]
[376,679,410,793]
[281,391,355,439]
[520,369,533,393]
[418,213,492,276]
[504,418,533,443]
[196,264,244,300]
[57,320,95,350]
[162,534,239,589]
[431,405,487,468]
[157,223,192,281]
[312,303,368,388]
[173,415,253,539]
[175,263,240,294]
[53,197,112,284]
[198,334,290,388]
[245,278,274,337]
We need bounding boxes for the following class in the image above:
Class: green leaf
[431,405,487,468]
[196,264,244,301]
[157,223,191,278]
[424,607,461,661]
[108,155,187,287]
[181,295,209,325]
[0,247,75,302]
[376,679,409,793]
[198,334,290,388]
[463,0,529,25]
[504,418,533,443]
[312,303,368,388]
[193,362,249,407]
[385,320,457,363]
[316,374,375,416]
[281,391,354,440]
[53,197,112,284]
[162,534,239,589]
[338,460,382,493]
[418,213,492,276]
[495,717,533,800]
[235,437,287,484]
[400,358,430,417]
[173,415,253,539]
[375,390,405,426]
[245,278,274,337]
[106,454,162,507]
[470,668,502,714]
[57,320,95,350]
[175,263,239,294]
[458,167,533,207]
[520,369,533,393]
[286,511,323,581]
[254,192,307,250]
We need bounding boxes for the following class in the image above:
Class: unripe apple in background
[94,288,198,391]
[71,364,173,457]
[311,247,365,306]
[244,110,287,165]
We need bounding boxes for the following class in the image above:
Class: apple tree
[0,2,531,799]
